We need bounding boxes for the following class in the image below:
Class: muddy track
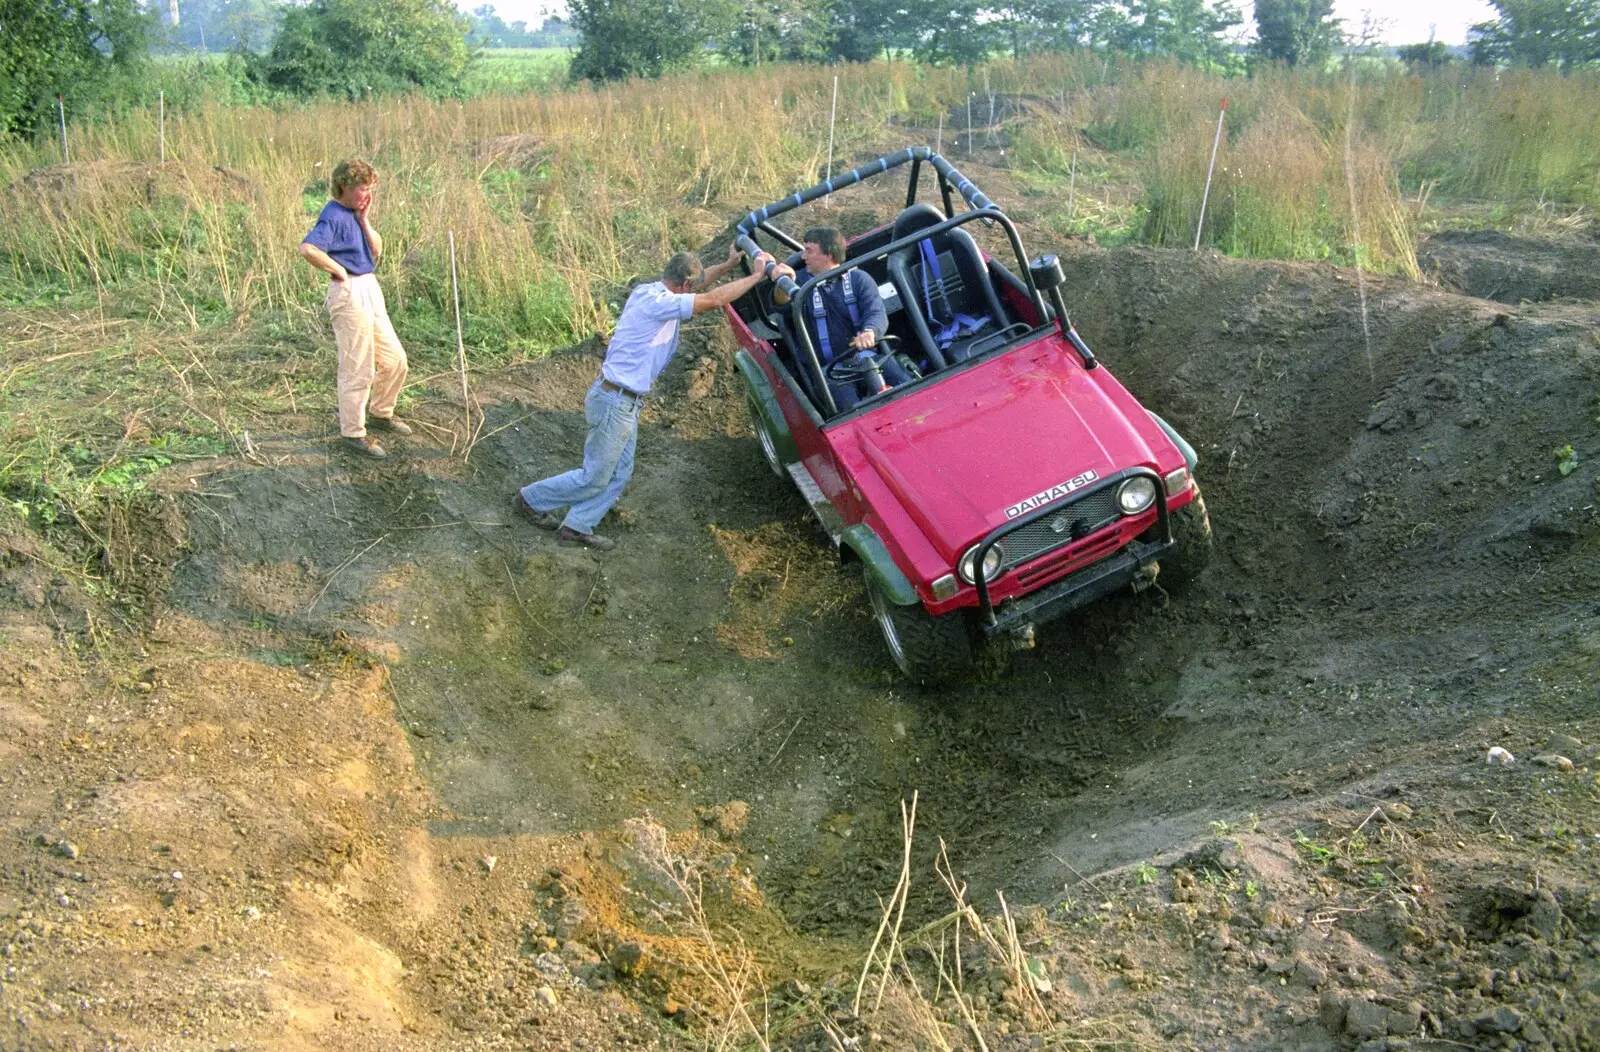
[160,239,1600,951]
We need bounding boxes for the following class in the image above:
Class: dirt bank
[1,223,1597,1049]
[1421,228,1600,305]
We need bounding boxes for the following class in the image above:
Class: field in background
[10,55,1600,330]
[3,54,1600,581]
[460,47,574,95]
[1,52,1599,1052]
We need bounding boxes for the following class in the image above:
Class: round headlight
[1117,476,1157,515]
[958,542,1004,585]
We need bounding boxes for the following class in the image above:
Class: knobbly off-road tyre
[1159,484,1214,588]
[864,569,974,684]
[746,390,786,478]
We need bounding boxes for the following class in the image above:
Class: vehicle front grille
[1014,529,1124,589]
[1001,488,1121,570]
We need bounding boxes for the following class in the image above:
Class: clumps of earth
[1,203,1599,1050]
[452,730,1600,1051]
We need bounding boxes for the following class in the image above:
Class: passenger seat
[884,204,1012,369]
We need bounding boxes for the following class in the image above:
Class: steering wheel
[825,339,898,385]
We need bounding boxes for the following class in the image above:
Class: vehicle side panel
[725,304,863,525]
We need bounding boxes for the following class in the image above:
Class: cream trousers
[326,273,408,439]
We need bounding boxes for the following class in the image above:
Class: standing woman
[298,158,411,458]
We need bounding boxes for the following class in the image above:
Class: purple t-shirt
[302,201,375,276]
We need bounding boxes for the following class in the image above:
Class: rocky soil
[0,184,1597,1050]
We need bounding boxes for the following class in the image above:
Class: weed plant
[1415,68,1600,204]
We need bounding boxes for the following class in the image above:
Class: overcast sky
[1322,0,1497,45]
[465,0,1500,47]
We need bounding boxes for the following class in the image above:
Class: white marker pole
[57,95,69,165]
[449,231,470,444]
[825,74,838,204]
[936,111,943,154]
[966,93,972,157]
[1068,149,1078,219]
[983,68,992,146]
[1194,98,1228,252]
[158,91,165,165]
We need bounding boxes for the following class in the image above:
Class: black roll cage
[734,146,997,242]
[731,148,1048,418]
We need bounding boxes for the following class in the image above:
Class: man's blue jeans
[520,379,639,534]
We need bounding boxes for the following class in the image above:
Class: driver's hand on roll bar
[850,328,877,350]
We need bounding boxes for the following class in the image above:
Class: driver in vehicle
[775,227,912,411]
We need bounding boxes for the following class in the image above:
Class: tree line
[570,0,1255,80]
[3,0,1600,138]
[464,7,579,48]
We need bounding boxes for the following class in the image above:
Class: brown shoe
[557,525,615,551]
[369,416,412,436]
[344,435,387,458]
[513,491,561,530]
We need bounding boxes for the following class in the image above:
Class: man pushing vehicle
[512,243,781,550]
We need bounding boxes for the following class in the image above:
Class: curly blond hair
[330,158,377,198]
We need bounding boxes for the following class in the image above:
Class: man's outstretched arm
[691,270,768,315]
[689,249,775,315]
[692,242,744,291]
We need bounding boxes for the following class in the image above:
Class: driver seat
[884,204,1012,369]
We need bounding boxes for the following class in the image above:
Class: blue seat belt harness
[810,275,859,365]
[918,241,988,352]
[812,275,888,395]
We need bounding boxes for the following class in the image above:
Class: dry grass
[0,69,856,349]
[620,818,776,1050]
[1133,76,1420,275]
[0,54,1591,584]
[7,56,1590,339]
[834,802,1156,1051]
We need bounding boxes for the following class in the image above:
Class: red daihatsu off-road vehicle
[725,148,1212,682]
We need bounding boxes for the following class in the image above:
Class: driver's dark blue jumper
[792,268,888,363]
[793,267,907,410]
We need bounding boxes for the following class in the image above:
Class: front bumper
[978,534,1174,637]
[969,467,1174,636]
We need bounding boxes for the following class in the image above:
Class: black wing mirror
[1030,254,1095,369]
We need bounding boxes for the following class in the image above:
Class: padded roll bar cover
[736,233,800,299]
[734,147,995,240]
